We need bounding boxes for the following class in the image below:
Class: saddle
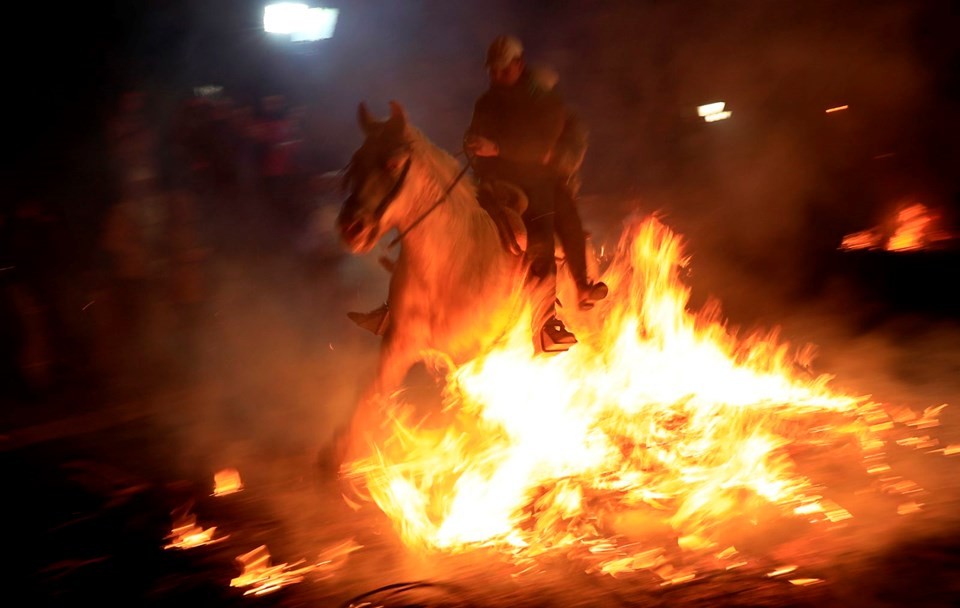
[477,180,528,256]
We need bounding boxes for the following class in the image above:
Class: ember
[213,467,244,497]
[344,215,947,580]
[840,202,954,252]
[163,506,228,550]
[230,545,317,596]
[229,539,363,596]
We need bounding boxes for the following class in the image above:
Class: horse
[335,101,533,459]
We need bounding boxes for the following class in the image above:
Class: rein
[387,151,472,249]
[372,156,413,222]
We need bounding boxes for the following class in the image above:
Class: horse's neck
[399,144,495,271]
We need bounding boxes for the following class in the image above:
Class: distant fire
[841,202,954,252]
[344,215,947,581]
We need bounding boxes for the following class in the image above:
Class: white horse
[335,101,533,457]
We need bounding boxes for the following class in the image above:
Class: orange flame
[230,545,316,596]
[164,507,228,550]
[213,467,244,497]
[841,202,953,252]
[229,540,363,596]
[345,215,944,579]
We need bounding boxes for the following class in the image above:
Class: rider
[464,34,607,353]
[347,35,607,351]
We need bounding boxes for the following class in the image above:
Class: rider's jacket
[466,69,587,183]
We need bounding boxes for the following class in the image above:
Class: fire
[213,467,244,497]
[230,545,317,596]
[344,215,944,579]
[840,202,953,251]
[229,540,363,596]
[887,203,948,251]
[164,506,228,550]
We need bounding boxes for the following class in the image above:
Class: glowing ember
[164,508,227,550]
[767,565,798,577]
[213,467,244,497]
[789,578,824,586]
[345,215,945,580]
[840,202,954,251]
[229,539,362,596]
[230,545,316,596]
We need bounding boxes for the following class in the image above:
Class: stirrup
[578,281,609,311]
[539,317,577,353]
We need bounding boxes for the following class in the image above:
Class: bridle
[347,141,473,250]
[385,149,473,249]
[371,156,413,223]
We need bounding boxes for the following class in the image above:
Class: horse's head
[338,100,416,254]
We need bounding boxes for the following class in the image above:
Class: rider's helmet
[485,35,524,69]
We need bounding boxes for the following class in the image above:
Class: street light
[697,101,731,123]
[263,3,338,41]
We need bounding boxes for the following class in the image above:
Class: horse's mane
[406,126,478,220]
[397,127,508,273]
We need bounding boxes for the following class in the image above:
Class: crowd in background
[2,87,348,412]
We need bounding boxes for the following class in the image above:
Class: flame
[213,467,244,497]
[841,202,954,251]
[164,507,228,550]
[887,203,946,251]
[345,215,943,579]
[229,540,362,596]
[230,545,317,596]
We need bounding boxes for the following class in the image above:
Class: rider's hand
[465,135,499,157]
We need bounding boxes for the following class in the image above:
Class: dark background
[9,0,960,244]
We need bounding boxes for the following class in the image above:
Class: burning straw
[344,214,949,580]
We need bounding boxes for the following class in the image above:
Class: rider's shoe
[577,281,609,311]
[540,316,578,353]
[347,304,389,336]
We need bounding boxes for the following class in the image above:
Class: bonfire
[343,214,946,581]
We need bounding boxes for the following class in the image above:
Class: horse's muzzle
[337,200,378,253]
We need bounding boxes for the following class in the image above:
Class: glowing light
[213,467,244,497]
[292,8,338,41]
[840,202,954,252]
[164,508,228,550]
[703,110,732,122]
[229,540,362,595]
[264,3,307,34]
[263,3,338,41]
[697,102,726,117]
[825,105,849,113]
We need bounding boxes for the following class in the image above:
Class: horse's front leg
[341,326,417,463]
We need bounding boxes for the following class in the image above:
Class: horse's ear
[388,100,407,128]
[357,102,376,135]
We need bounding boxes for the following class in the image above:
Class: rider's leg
[522,180,576,353]
[478,183,523,256]
[554,180,608,310]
